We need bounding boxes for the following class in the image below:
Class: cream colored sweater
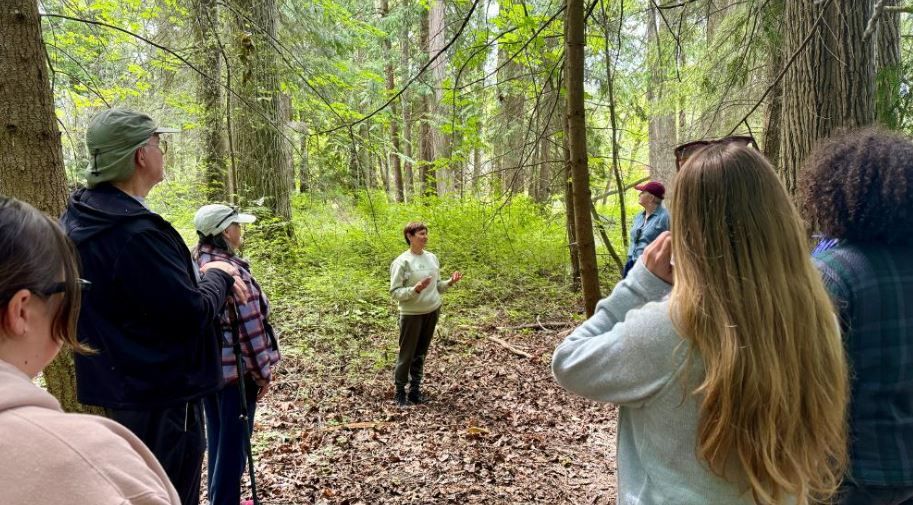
[389,249,452,315]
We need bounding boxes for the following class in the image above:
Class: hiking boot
[394,386,409,407]
[408,386,427,404]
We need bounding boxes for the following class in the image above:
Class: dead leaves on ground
[245,323,618,504]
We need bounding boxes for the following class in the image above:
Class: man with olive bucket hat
[61,109,249,505]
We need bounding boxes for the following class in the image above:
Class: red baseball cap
[635,181,665,200]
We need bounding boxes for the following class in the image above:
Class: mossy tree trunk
[0,0,101,415]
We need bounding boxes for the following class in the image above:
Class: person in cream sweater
[389,222,462,406]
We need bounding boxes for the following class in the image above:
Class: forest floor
[240,319,619,505]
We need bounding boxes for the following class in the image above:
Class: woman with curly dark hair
[801,128,913,505]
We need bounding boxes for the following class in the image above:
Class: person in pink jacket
[0,196,180,505]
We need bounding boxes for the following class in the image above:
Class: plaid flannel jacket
[814,243,913,486]
[196,245,280,384]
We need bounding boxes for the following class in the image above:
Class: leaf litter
[226,323,618,504]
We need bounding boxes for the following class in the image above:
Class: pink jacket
[0,359,180,504]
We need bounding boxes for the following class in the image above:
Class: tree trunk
[229,0,292,221]
[472,145,482,196]
[359,122,373,189]
[778,0,874,194]
[566,0,601,316]
[298,121,310,192]
[763,0,784,166]
[193,0,227,202]
[419,9,436,196]
[563,125,581,291]
[381,0,404,202]
[600,0,626,243]
[0,0,100,415]
[400,9,415,199]
[875,0,901,129]
[428,0,449,194]
[646,5,676,186]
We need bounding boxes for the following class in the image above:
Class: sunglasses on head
[37,279,92,297]
[674,135,758,171]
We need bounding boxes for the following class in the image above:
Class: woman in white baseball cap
[192,204,279,505]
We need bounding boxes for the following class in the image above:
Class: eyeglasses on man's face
[146,138,169,155]
[674,136,757,171]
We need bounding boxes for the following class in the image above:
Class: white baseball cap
[194,204,256,237]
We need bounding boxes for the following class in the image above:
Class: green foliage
[147,187,577,373]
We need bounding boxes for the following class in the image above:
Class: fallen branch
[323,421,388,431]
[486,335,533,359]
[496,321,573,331]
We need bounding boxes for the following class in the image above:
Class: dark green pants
[394,309,439,388]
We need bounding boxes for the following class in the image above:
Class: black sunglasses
[674,136,758,171]
[37,279,92,297]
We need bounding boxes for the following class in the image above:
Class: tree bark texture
[428,0,450,194]
[778,0,874,194]
[419,9,436,196]
[646,6,676,186]
[193,0,227,202]
[0,0,100,415]
[381,0,404,202]
[566,0,601,316]
[400,11,415,199]
[875,0,901,129]
[762,0,784,168]
[229,0,293,221]
[298,121,310,192]
[563,127,581,292]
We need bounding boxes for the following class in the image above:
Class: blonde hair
[669,144,848,504]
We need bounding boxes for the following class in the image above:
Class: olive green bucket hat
[84,109,179,188]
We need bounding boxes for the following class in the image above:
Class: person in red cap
[623,181,669,277]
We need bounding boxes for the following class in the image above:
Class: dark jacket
[61,184,234,409]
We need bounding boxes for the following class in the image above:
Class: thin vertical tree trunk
[383,0,404,202]
[875,0,901,128]
[428,0,449,194]
[400,7,415,199]
[763,25,783,168]
[566,0,601,316]
[419,9,436,196]
[563,129,581,291]
[646,6,676,186]
[298,121,310,192]
[0,0,101,415]
[600,0,627,245]
[472,145,482,196]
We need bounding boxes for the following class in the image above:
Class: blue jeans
[203,376,259,505]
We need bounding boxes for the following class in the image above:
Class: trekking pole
[229,300,261,505]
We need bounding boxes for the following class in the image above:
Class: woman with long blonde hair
[552,140,848,504]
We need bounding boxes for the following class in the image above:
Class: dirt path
[247,326,618,504]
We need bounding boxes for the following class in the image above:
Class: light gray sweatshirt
[552,262,756,505]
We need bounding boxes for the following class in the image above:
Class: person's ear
[1,289,32,338]
[134,146,146,169]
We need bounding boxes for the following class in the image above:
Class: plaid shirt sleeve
[197,246,279,384]
[233,265,280,384]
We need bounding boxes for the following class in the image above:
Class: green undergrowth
[147,181,634,378]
